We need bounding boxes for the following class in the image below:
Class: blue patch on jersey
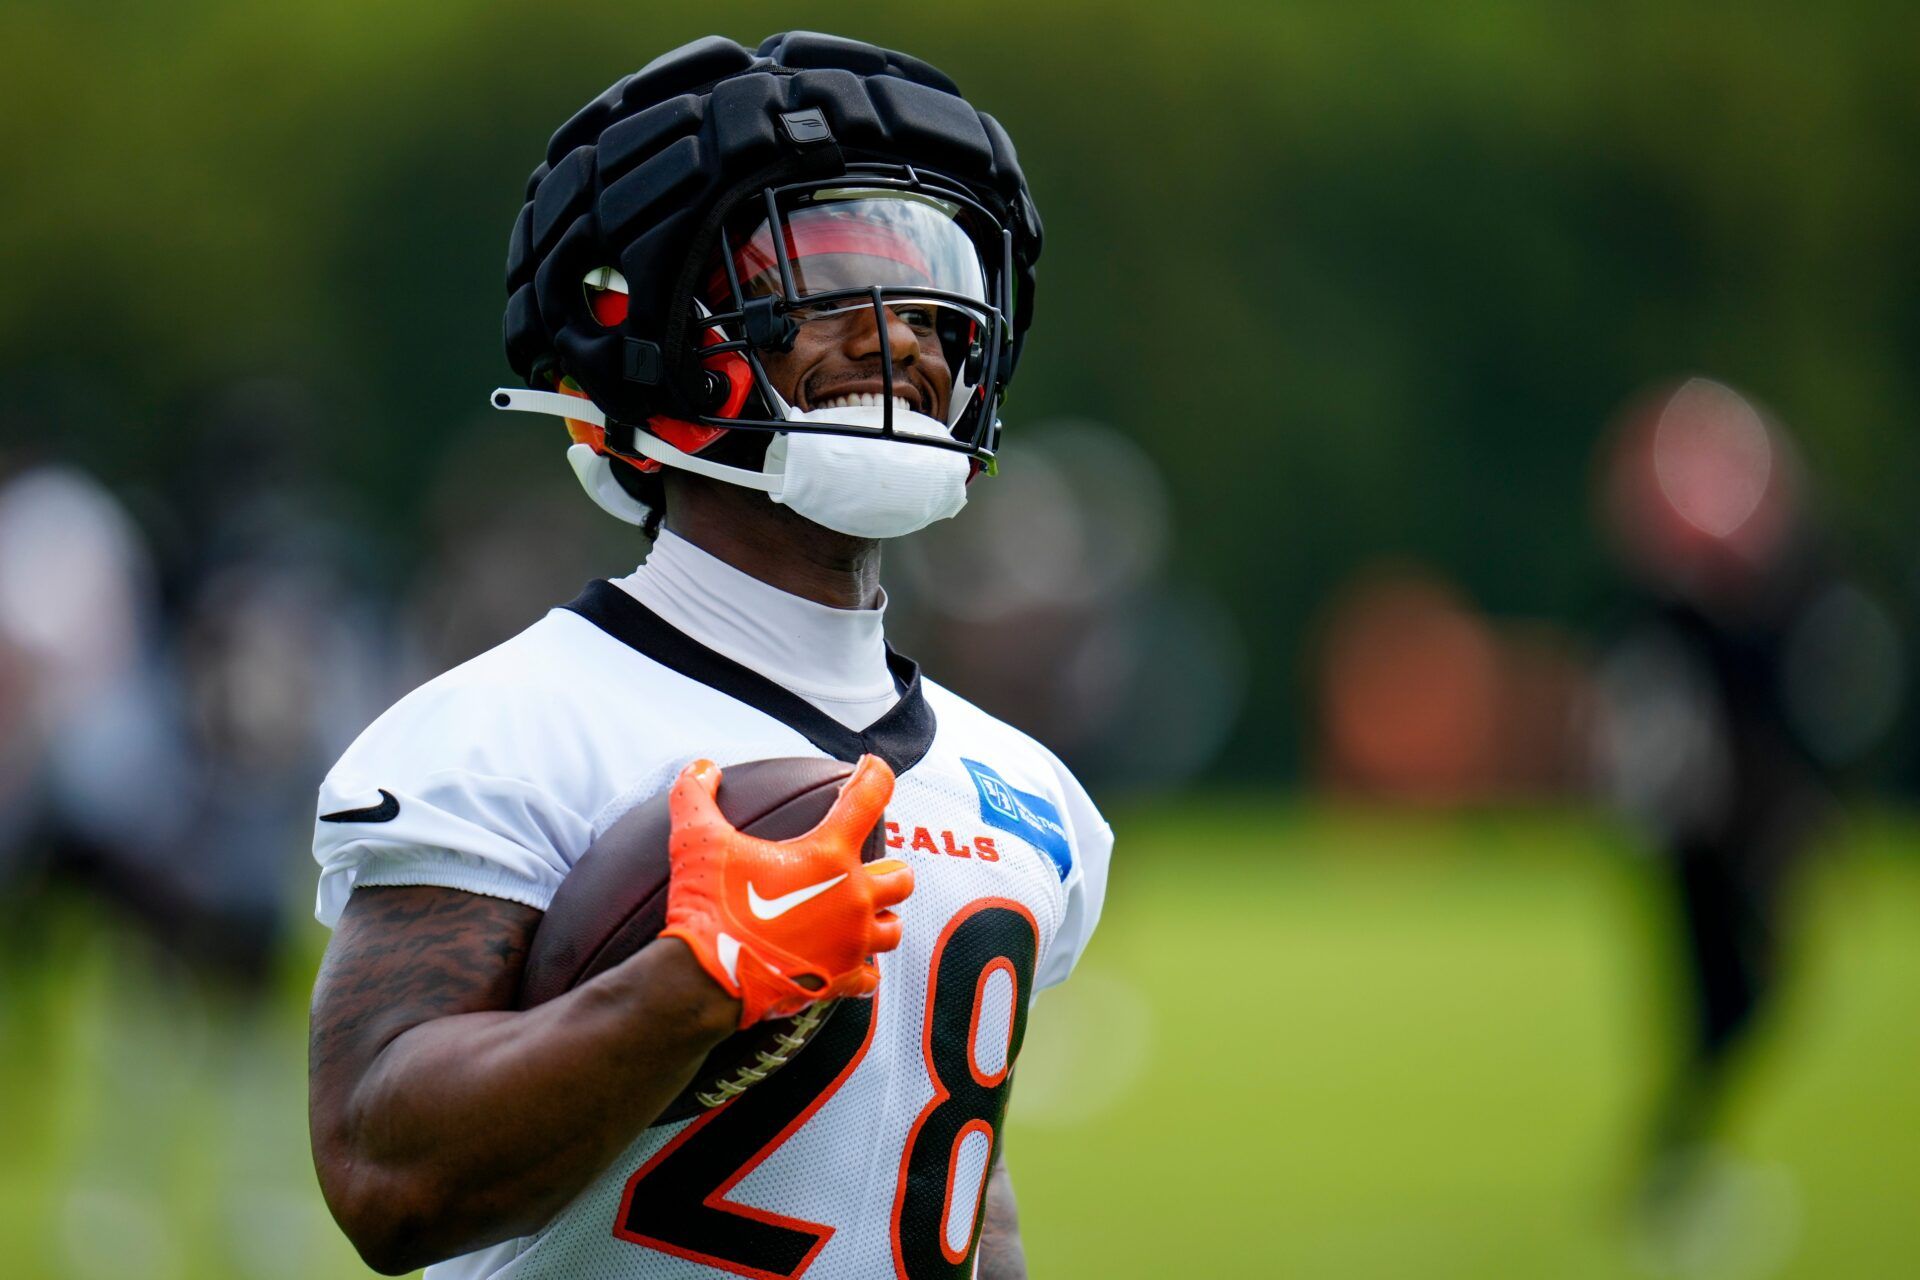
[961,758,1072,881]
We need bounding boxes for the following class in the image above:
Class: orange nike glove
[660,755,915,1028]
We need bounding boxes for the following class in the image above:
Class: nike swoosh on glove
[660,755,915,1028]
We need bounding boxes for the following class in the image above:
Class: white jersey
[313,577,1112,1280]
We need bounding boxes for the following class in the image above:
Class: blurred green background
[2,1,1917,1277]
[4,808,1917,1278]
[4,0,1916,778]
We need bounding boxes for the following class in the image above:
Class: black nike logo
[321,789,400,824]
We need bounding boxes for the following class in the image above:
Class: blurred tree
[3,0,1915,781]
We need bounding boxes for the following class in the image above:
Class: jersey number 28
[613,899,1038,1280]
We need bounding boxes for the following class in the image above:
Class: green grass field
[2,801,1915,1278]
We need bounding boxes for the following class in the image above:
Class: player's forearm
[976,1151,1029,1279]
[318,938,737,1272]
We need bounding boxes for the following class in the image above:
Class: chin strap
[490,388,780,494]
[564,444,652,525]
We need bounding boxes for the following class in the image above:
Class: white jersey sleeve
[311,616,615,927]
[1033,745,1114,991]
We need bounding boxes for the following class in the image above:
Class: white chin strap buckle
[489,387,779,493]
[491,386,604,427]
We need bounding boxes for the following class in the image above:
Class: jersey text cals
[884,821,999,862]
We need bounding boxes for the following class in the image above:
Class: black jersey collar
[563,579,936,775]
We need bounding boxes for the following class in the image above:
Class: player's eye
[891,303,938,334]
[786,299,942,342]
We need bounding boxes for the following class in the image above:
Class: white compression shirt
[614,529,900,731]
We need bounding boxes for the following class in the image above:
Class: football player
[307,32,1111,1280]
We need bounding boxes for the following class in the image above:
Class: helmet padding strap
[491,388,778,492]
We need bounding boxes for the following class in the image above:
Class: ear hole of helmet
[584,266,630,327]
[697,330,753,418]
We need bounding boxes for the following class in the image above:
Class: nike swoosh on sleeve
[320,789,400,824]
[747,873,847,920]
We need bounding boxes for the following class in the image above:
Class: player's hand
[659,755,913,1028]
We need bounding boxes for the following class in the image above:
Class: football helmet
[492,32,1042,527]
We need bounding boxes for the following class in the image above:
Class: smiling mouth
[803,375,927,413]
[812,391,918,417]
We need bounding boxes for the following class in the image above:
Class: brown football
[517,756,884,1124]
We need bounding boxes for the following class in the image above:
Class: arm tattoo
[311,886,542,1078]
[977,1149,1028,1279]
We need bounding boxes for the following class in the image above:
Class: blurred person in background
[150,383,392,980]
[1592,378,1904,1255]
[399,426,633,683]
[0,460,169,922]
[0,383,388,986]
[1310,566,1592,803]
[0,442,371,1277]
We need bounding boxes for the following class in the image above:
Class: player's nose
[837,303,921,367]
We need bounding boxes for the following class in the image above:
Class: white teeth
[817,393,913,417]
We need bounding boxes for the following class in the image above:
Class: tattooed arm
[308,885,739,1275]
[977,1148,1029,1278]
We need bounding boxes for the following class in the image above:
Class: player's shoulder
[920,676,1053,764]
[919,675,1103,818]
[920,674,1115,991]
[311,605,652,926]
[371,605,605,722]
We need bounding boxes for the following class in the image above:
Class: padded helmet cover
[503,32,1042,429]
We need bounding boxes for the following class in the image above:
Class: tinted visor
[709,189,993,430]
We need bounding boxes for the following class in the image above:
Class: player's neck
[663,479,882,611]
